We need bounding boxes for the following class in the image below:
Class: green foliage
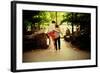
[61,12,90,26]
[24,20,32,27]
[23,10,67,28]
[32,12,49,24]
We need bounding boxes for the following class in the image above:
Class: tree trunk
[56,12,57,24]
[72,13,74,36]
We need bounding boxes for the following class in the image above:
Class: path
[23,38,90,62]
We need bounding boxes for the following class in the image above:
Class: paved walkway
[23,39,90,62]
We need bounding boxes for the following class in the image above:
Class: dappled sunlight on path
[23,39,90,62]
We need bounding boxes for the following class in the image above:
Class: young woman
[47,21,56,49]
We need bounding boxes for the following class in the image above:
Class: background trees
[61,12,91,36]
[61,12,91,50]
[23,10,66,34]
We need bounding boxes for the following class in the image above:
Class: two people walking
[47,21,62,51]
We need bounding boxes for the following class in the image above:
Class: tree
[61,12,91,35]
[23,10,51,33]
[61,12,75,35]
[23,10,41,34]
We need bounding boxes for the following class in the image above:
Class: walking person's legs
[48,36,53,49]
[58,37,61,50]
[54,38,57,50]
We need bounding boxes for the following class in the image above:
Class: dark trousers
[54,37,60,50]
